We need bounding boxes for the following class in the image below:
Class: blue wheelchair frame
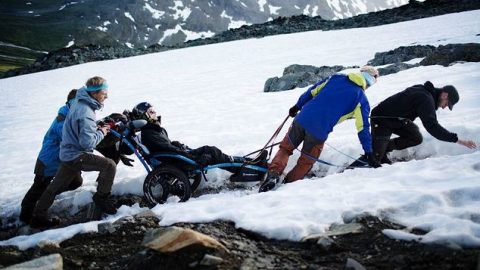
[109,124,268,180]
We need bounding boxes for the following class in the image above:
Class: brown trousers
[269,121,324,183]
[33,153,116,217]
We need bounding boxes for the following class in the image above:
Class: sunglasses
[147,108,157,115]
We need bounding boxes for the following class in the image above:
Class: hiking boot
[380,155,392,165]
[19,208,33,224]
[259,171,280,193]
[92,193,117,215]
[30,214,60,229]
[347,155,369,169]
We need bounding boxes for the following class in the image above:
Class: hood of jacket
[58,104,70,117]
[347,73,368,90]
[424,81,440,109]
[76,87,103,110]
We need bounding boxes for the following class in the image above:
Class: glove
[365,153,381,168]
[120,155,135,167]
[288,105,300,117]
[172,141,185,149]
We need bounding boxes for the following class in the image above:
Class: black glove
[120,155,135,167]
[172,140,182,148]
[365,153,381,168]
[172,141,189,151]
[288,105,300,117]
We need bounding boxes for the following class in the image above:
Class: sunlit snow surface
[0,11,479,249]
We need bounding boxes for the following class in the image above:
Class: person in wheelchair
[131,102,266,169]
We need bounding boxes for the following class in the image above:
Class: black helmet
[132,102,153,120]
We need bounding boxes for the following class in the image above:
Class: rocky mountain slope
[1,0,406,50]
[3,0,479,79]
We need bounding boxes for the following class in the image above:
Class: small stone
[316,236,335,251]
[113,215,135,225]
[37,240,61,250]
[345,258,366,270]
[240,258,257,270]
[199,254,223,266]
[134,209,157,218]
[98,222,118,234]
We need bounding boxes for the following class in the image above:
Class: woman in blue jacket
[19,89,81,224]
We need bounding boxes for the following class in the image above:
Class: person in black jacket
[132,102,264,167]
[371,81,477,164]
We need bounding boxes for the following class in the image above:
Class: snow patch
[144,3,165,19]
[220,11,250,30]
[66,40,75,48]
[258,0,267,12]
[124,12,135,22]
[268,5,281,15]
[169,0,191,20]
[159,25,215,44]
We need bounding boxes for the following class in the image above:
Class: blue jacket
[294,73,373,153]
[60,87,105,162]
[36,105,70,176]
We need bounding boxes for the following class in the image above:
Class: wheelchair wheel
[143,164,191,207]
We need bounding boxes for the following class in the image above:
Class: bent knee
[104,158,117,171]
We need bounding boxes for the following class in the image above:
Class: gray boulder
[420,43,480,66]
[368,45,435,65]
[378,62,420,76]
[264,64,345,92]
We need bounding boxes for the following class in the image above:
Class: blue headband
[361,72,375,87]
[85,83,108,92]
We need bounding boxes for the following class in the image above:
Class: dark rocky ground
[0,193,479,269]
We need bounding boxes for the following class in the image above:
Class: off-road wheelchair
[107,118,268,207]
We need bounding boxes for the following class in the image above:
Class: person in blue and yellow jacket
[19,89,81,223]
[260,66,381,192]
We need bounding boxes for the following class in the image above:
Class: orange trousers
[269,121,324,183]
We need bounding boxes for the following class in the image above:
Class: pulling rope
[244,115,290,162]
[243,142,280,157]
[250,113,409,169]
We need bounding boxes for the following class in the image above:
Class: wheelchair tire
[143,164,191,207]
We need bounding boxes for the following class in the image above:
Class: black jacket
[372,82,458,143]
[141,122,189,154]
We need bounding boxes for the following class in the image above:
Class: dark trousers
[189,146,232,165]
[33,153,116,217]
[20,174,83,221]
[269,121,324,183]
[371,118,423,161]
